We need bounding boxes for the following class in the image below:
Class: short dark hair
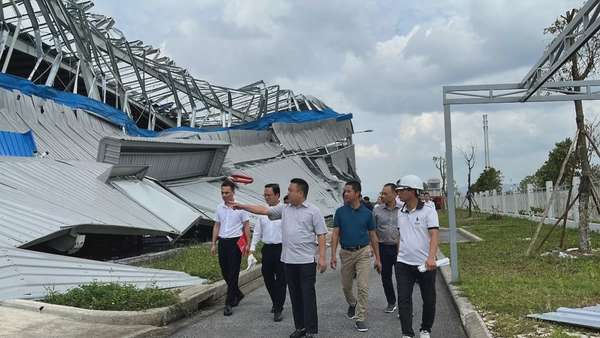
[221,179,237,191]
[283,195,289,202]
[363,196,370,201]
[423,191,430,196]
[345,180,362,193]
[383,183,396,191]
[290,178,309,197]
[264,183,280,196]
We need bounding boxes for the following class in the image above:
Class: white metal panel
[0,246,204,300]
[0,158,179,247]
[112,178,204,234]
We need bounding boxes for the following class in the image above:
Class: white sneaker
[419,330,431,338]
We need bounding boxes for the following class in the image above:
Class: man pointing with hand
[229,178,327,338]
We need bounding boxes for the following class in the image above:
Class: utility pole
[483,114,490,169]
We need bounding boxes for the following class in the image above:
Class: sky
[93,0,599,198]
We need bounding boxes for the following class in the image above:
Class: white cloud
[355,144,390,160]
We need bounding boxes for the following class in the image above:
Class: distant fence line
[462,177,600,232]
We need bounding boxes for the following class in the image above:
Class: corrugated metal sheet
[272,119,352,152]
[168,156,343,218]
[236,156,342,216]
[162,129,282,165]
[111,178,205,234]
[0,88,121,161]
[225,130,282,164]
[0,246,204,300]
[325,144,358,181]
[165,177,264,221]
[528,305,600,330]
[97,136,230,181]
[0,159,180,248]
[0,130,37,157]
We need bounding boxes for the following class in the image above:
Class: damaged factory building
[0,0,358,300]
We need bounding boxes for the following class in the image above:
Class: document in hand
[237,233,247,255]
[418,257,450,272]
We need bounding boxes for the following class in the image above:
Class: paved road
[169,256,467,338]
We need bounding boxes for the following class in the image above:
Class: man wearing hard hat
[395,175,440,338]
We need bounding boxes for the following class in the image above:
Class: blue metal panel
[0,130,37,157]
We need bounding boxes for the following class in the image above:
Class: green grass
[139,243,263,283]
[43,282,179,311]
[439,209,600,337]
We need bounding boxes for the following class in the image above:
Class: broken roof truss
[0,0,330,130]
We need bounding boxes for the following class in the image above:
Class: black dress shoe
[232,292,245,307]
[289,328,306,338]
[274,311,283,322]
[223,305,233,316]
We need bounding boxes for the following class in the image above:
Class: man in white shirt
[422,192,436,210]
[250,183,286,322]
[211,180,251,316]
[395,175,439,338]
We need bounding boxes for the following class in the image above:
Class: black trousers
[285,262,318,334]
[218,237,243,306]
[396,262,436,336]
[379,243,398,306]
[261,243,286,312]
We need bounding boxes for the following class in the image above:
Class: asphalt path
[169,252,467,338]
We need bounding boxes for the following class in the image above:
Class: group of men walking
[210,175,440,338]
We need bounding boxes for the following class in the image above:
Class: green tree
[472,167,503,193]
[521,138,578,189]
[519,175,536,192]
[533,138,577,186]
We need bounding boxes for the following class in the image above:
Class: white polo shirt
[250,212,283,251]
[216,203,250,238]
[396,202,439,266]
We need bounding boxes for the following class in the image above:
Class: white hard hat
[396,175,424,191]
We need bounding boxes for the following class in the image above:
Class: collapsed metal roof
[0,86,121,160]
[0,246,204,300]
[0,158,203,250]
[0,0,333,129]
[0,0,359,300]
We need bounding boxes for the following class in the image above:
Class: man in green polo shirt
[330,180,382,332]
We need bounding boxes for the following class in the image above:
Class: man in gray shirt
[231,178,328,338]
[372,183,401,314]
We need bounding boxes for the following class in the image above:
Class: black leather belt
[342,244,368,252]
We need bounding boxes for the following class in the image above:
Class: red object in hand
[230,174,254,185]
[237,233,248,255]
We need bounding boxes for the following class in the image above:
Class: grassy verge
[43,282,178,311]
[139,243,263,283]
[439,209,600,337]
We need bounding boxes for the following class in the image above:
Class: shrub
[43,282,179,311]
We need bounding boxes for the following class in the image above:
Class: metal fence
[471,177,585,221]
[467,177,600,232]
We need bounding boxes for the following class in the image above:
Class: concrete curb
[458,228,484,242]
[438,252,493,338]
[0,264,263,327]
[439,227,484,243]
[111,247,185,265]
